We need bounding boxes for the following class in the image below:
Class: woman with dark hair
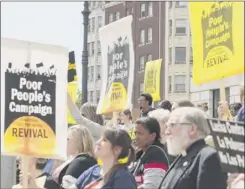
[130,117,169,189]
[158,100,172,112]
[119,109,135,140]
[79,128,137,189]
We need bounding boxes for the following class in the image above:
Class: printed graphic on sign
[4,62,57,156]
[189,2,244,84]
[201,3,233,68]
[101,37,129,113]
[207,118,244,173]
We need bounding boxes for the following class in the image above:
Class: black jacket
[158,139,227,189]
[58,154,97,185]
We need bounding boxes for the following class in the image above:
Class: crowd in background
[15,82,244,189]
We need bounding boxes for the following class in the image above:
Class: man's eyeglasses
[166,122,192,128]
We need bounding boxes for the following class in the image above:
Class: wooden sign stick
[21,156,29,188]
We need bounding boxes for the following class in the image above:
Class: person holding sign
[158,107,227,189]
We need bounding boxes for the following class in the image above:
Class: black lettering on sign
[207,118,244,173]
[201,2,234,68]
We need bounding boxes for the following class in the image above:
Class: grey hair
[80,102,104,125]
[171,107,210,138]
[148,109,170,125]
[68,125,95,157]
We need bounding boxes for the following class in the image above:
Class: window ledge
[138,43,145,47]
[139,17,146,21]
[146,41,152,45]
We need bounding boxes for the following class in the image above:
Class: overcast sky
[1,2,84,89]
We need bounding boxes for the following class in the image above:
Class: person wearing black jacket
[158,107,227,189]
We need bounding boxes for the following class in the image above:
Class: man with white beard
[158,107,227,189]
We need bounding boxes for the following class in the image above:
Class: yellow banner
[67,82,78,124]
[189,2,244,85]
[144,59,162,101]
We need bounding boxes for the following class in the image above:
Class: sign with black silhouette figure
[97,16,135,114]
[189,2,244,85]
[207,118,244,173]
[1,38,68,159]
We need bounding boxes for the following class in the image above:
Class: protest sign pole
[21,156,29,188]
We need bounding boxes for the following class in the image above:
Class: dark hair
[35,158,49,170]
[158,100,172,111]
[233,103,242,112]
[122,109,133,120]
[103,128,135,184]
[177,100,195,108]
[135,117,161,142]
[140,93,153,106]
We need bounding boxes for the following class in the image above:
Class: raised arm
[67,92,104,141]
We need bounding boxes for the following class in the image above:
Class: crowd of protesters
[16,82,244,189]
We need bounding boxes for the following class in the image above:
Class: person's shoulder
[197,145,219,162]
[113,168,136,186]
[73,154,97,164]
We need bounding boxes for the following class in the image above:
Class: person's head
[120,109,133,124]
[67,125,94,157]
[171,100,195,111]
[135,117,161,150]
[165,107,209,156]
[139,93,153,110]
[80,102,104,125]
[158,100,172,112]
[148,109,170,143]
[230,103,243,116]
[95,128,135,183]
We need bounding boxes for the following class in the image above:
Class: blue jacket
[76,164,137,189]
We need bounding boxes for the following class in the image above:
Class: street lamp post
[81,1,90,104]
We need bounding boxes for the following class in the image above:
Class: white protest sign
[1,38,68,160]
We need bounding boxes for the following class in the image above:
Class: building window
[175,19,187,36]
[190,47,193,64]
[91,91,94,103]
[98,16,102,29]
[169,2,172,8]
[109,13,113,23]
[147,28,152,44]
[92,2,96,8]
[126,7,133,16]
[91,17,95,32]
[88,18,91,33]
[168,76,172,92]
[148,2,152,16]
[96,90,100,103]
[140,82,144,94]
[147,54,152,62]
[175,1,187,8]
[97,65,101,80]
[140,29,145,45]
[174,75,186,92]
[91,66,94,81]
[97,41,101,55]
[169,48,172,64]
[91,42,95,56]
[169,20,172,36]
[175,47,186,63]
[139,56,145,72]
[115,12,120,20]
[140,3,146,18]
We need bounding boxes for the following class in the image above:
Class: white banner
[1,38,68,159]
[97,16,135,114]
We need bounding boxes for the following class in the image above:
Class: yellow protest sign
[189,2,244,85]
[67,82,78,124]
[144,59,162,101]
